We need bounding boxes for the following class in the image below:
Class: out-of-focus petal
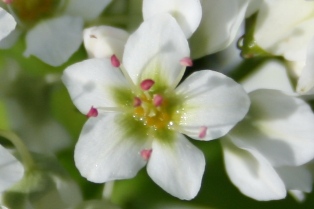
[142,0,202,38]
[24,16,83,66]
[190,0,249,58]
[0,7,16,41]
[175,70,250,140]
[147,134,205,200]
[222,138,286,201]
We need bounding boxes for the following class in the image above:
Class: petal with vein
[62,58,130,114]
[123,14,189,88]
[222,138,286,201]
[175,70,250,141]
[147,134,205,200]
[143,0,202,38]
[75,113,149,183]
[24,16,83,66]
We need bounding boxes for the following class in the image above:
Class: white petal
[83,26,129,60]
[254,0,314,62]
[297,38,314,94]
[289,190,306,202]
[123,14,189,88]
[65,0,112,21]
[175,70,250,141]
[24,16,83,66]
[0,7,16,41]
[75,113,149,183]
[0,145,24,192]
[232,89,314,166]
[241,61,294,93]
[147,134,205,200]
[142,0,202,38]
[190,0,248,58]
[276,166,312,193]
[62,58,130,114]
[222,138,286,201]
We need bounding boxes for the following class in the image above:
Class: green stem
[0,129,36,171]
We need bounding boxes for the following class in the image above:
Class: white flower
[4,0,112,66]
[0,7,16,41]
[222,89,314,200]
[62,14,250,200]
[253,0,314,94]
[142,0,249,58]
[83,25,129,60]
[0,144,24,193]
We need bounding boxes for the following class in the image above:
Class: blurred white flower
[83,25,129,60]
[62,14,250,200]
[0,7,16,41]
[253,0,314,94]
[222,89,314,200]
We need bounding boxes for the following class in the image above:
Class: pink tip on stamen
[87,106,98,118]
[111,55,120,67]
[153,94,163,107]
[140,149,152,160]
[133,97,142,107]
[199,126,207,139]
[180,57,193,67]
[140,79,155,91]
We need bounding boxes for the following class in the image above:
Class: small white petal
[276,166,312,193]
[175,70,250,140]
[62,58,130,114]
[232,90,314,166]
[254,0,314,62]
[0,145,24,192]
[289,190,306,202]
[24,16,83,66]
[0,7,16,41]
[147,134,205,200]
[143,0,202,38]
[123,14,189,88]
[190,0,248,58]
[222,138,286,201]
[241,61,294,93]
[83,26,129,60]
[75,113,149,183]
[65,0,112,21]
[297,38,314,94]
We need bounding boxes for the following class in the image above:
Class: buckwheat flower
[62,14,250,200]
[222,89,314,200]
[0,7,16,40]
[253,0,314,94]
[143,0,249,58]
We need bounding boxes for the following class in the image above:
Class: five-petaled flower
[62,14,250,200]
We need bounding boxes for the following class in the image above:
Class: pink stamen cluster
[2,0,13,4]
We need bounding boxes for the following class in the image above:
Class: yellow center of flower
[133,93,172,130]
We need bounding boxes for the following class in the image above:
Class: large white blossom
[253,0,314,94]
[143,0,249,58]
[222,89,314,200]
[62,14,250,200]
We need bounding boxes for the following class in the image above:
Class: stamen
[111,55,120,67]
[140,149,152,160]
[140,79,155,91]
[199,126,207,139]
[87,106,98,117]
[180,57,193,67]
[133,97,142,107]
[2,0,13,4]
[153,94,163,107]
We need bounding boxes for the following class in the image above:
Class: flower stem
[103,181,115,200]
[0,129,36,171]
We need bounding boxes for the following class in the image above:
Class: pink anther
[86,106,98,118]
